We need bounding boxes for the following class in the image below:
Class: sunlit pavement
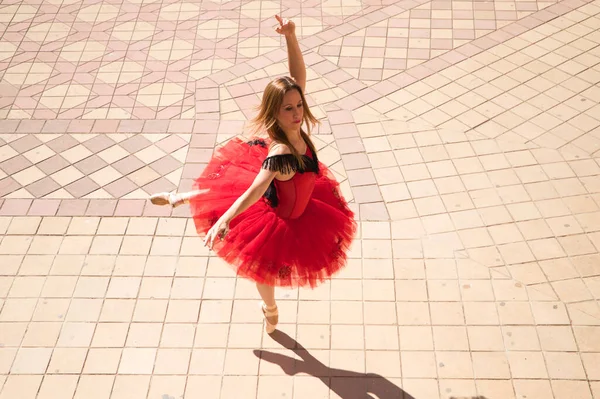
[1,0,600,397]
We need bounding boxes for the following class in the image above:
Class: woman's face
[276,89,303,132]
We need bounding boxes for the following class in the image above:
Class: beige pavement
[1,0,600,397]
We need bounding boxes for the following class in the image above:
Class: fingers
[203,231,211,247]
[275,15,283,33]
[275,14,291,32]
[204,222,230,250]
[207,229,215,249]
[203,228,216,248]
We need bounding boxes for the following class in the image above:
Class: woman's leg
[256,282,278,333]
[256,282,276,307]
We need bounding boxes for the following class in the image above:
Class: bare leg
[256,282,278,333]
[256,283,276,307]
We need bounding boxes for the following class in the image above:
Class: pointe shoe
[261,302,279,334]
[149,192,186,208]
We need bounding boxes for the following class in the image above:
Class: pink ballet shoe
[261,302,279,334]
[149,192,187,208]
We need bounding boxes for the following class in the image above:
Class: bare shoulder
[268,142,292,156]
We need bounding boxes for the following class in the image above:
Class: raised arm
[275,15,306,93]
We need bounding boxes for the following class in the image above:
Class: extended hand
[275,15,295,36]
[203,220,230,249]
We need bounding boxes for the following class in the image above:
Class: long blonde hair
[250,76,319,168]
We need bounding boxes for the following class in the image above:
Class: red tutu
[189,137,357,288]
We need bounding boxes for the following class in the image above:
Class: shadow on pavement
[254,330,410,399]
[254,330,489,399]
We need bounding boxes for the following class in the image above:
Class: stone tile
[119,135,152,153]
[10,136,43,154]
[0,155,33,175]
[1,1,600,397]
[112,155,145,176]
[118,348,157,374]
[0,375,43,399]
[74,155,108,175]
[551,380,594,399]
[37,375,78,399]
[83,348,121,374]
[46,135,79,153]
[10,347,52,374]
[73,375,114,399]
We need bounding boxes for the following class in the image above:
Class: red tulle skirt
[189,137,357,288]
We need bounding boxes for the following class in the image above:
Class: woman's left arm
[275,15,306,93]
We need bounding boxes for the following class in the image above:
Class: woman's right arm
[204,168,277,248]
[221,169,276,223]
[275,15,306,93]
[204,144,290,248]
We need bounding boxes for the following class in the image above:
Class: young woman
[150,15,356,334]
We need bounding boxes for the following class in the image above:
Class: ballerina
[150,15,356,334]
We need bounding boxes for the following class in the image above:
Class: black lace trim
[260,146,319,209]
[247,139,267,148]
[261,154,319,174]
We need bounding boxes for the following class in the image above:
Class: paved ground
[1,0,600,397]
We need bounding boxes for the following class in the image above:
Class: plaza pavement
[1,0,600,397]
